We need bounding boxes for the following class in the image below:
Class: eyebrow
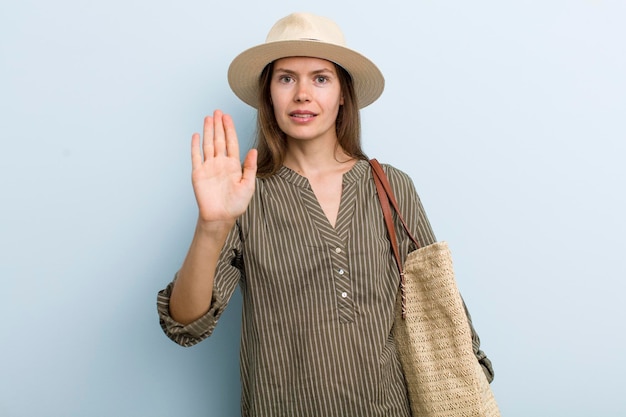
[273,67,336,76]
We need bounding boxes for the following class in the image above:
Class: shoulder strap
[369,159,420,319]
[370,160,420,248]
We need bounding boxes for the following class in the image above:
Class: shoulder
[378,162,417,195]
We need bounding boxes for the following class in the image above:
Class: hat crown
[265,12,346,47]
[228,12,384,109]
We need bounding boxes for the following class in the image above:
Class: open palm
[191,110,257,224]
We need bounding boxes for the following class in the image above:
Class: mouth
[289,111,317,121]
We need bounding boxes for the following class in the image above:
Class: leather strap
[370,159,420,249]
[369,159,420,319]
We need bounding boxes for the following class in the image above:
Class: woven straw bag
[370,159,501,417]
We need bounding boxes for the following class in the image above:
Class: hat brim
[227,40,384,109]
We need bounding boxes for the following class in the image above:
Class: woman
[157,12,493,416]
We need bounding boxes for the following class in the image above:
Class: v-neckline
[276,160,369,240]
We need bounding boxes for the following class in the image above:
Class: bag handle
[369,159,421,319]
[369,160,420,248]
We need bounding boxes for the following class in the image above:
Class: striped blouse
[157,160,492,416]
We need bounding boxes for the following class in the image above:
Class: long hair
[254,61,366,178]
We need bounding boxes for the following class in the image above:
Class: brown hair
[254,61,366,178]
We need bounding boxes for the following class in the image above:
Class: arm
[463,299,495,383]
[169,110,257,325]
[386,165,495,382]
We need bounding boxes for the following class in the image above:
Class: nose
[294,82,311,103]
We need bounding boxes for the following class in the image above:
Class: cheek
[269,89,288,113]
[331,94,344,113]
[272,100,287,122]
[269,84,279,106]
[329,86,344,108]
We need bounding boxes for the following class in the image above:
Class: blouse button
[341,292,348,298]
[338,269,345,275]
[335,247,342,254]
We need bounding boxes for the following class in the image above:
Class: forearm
[169,219,235,324]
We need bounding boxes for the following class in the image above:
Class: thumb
[241,148,258,186]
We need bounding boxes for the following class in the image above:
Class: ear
[340,95,344,105]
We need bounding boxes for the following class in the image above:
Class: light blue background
[1,1,624,416]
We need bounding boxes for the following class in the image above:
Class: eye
[315,75,329,84]
[278,75,294,84]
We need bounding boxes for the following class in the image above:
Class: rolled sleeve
[156,277,224,347]
[156,223,244,347]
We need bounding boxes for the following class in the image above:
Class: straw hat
[227,12,385,109]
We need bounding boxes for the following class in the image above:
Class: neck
[283,141,355,177]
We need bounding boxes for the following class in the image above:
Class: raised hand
[191,110,257,226]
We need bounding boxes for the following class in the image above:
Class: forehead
[272,56,337,73]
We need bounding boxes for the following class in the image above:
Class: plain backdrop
[1,1,625,416]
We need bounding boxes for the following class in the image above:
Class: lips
[289,110,317,120]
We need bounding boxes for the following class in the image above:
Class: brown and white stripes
[158,160,441,416]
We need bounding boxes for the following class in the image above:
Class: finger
[213,109,226,157]
[222,113,240,160]
[191,132,202,169]
[241,148,258,187]
[202,115,214,161]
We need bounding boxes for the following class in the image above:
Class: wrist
[195,217,235,238]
